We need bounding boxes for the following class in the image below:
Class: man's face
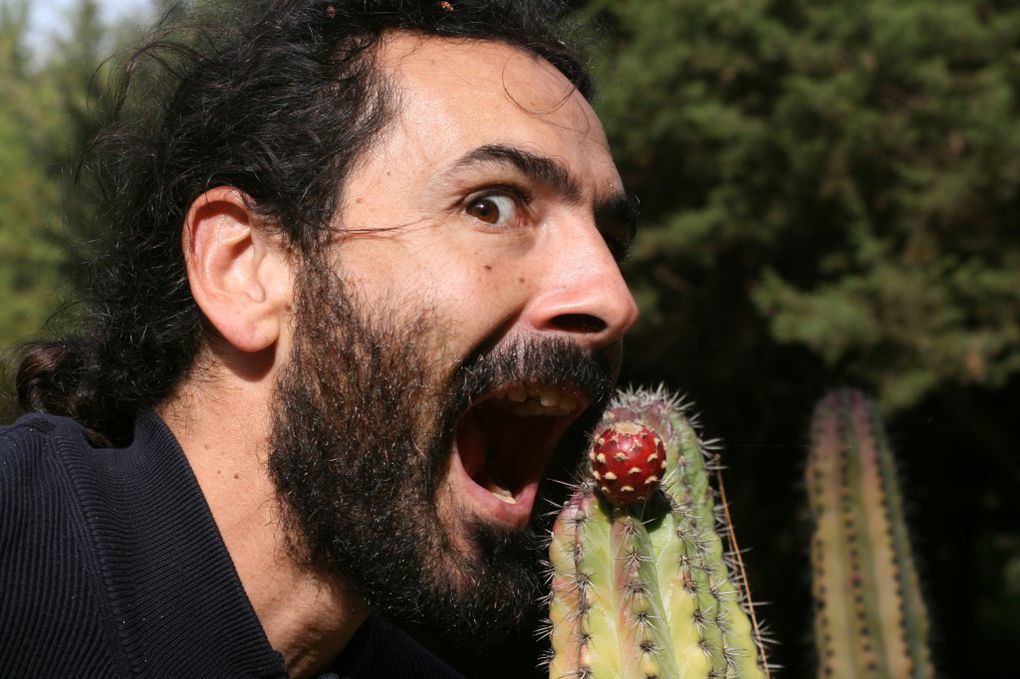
[268,35,639,636]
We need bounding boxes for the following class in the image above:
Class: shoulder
[0,412,107,510]
[0,413,121,675]
[0,411,101,560]
[0,412,82,492]
[0,411,90,449]
[0,411,63,445]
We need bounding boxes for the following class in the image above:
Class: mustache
[449,335,617,413]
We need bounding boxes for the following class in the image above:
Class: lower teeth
[489,486,517,504]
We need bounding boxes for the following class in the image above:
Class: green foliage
[580,0,1020,411]
[0,0,125,353]
[0,0,69,347]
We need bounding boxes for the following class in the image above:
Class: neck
[158,368,371,678]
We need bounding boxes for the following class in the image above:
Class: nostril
[550,313,607,334]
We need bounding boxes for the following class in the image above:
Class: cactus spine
[806,389,933,679]
[547,387,769,679]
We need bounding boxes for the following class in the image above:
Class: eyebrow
[447,143,640,252]
[450,144,583,202]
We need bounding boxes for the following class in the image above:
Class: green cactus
[546,387,770,679]
[806,389,934,679]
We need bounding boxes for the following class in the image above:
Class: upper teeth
[493,386,578,416]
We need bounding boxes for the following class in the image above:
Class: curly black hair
[14,0,593,443]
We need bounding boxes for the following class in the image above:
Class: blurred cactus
[806,389,934,679]
[546,387,770,678]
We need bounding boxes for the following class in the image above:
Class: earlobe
[183,187,292,354]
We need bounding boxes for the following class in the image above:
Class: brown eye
[465,192,518,227]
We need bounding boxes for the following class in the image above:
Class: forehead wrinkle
[444,144,584,203]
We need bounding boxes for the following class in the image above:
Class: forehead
[372,33,621,194]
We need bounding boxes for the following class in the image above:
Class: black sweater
[0,411,462,678]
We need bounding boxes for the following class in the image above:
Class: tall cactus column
[806,389,933,679]
[547,388,769,679]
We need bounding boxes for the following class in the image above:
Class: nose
[522,219,640,350]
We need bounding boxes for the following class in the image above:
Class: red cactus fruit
[589,421,667,506]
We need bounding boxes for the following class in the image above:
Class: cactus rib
[806,389,934,679]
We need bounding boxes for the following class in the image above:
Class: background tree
[2,0,1018,676]
[0,0,131,421]
[573,0,1020,676]
[0,0,68,349]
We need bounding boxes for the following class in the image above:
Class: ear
[183,187,293,353]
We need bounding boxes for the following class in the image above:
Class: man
[1,1,639,676]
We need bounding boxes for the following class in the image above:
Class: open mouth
[450,383,587,528]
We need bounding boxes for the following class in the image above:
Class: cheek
[426,259,532,340]
[340,240,537,357]
[435,255,509,298]
[465,258,529,305]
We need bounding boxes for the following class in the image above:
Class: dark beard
[267,266,615,641]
